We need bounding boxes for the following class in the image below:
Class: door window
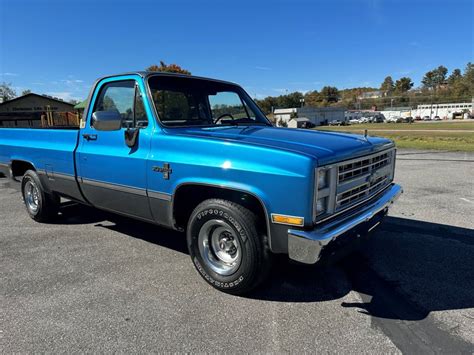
[93,80,148,128]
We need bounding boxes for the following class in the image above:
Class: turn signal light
[271,214,304,226]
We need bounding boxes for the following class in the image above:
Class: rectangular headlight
[315,197,327,216]
[317,169,328,189]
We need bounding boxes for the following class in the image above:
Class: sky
[1,0,473,102]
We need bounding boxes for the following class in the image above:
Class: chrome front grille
[338,151,390,183]
[336,175,388,210]
[314,148,396,223]
[335,150,394,212]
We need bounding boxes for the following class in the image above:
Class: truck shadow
[57,202,474,322]
[56,202,188,253]
[254,217,474,323]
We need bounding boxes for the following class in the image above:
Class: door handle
[82,134,97,141]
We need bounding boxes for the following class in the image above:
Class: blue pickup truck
[0,72,402,294]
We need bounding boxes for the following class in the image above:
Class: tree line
[255,62,473,113]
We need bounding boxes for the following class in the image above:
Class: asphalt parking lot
[1,149,473,353]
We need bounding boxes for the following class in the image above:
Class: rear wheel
[187,199,271,295]
[21,170,59,222]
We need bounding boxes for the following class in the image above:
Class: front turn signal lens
[271,214,304,226]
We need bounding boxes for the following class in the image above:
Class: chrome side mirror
[91,111,122,131]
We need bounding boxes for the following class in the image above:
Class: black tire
[21,170,59,222]
[187,198,272,295]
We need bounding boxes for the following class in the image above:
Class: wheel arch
[10,159,37,180]
[172,182,271,240]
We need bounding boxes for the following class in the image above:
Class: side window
[93,80,148,128]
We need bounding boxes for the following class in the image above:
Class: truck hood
[166,125,394,165]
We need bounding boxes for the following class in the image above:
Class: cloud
[2,72,18,77]
[44,78,89,101]
[61,79,84,84]
[409,41,420,47]
[255,66,272,71]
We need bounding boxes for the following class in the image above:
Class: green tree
[1,82,16,102]
[304,90,322,107]
[422,65,448,90]
[463,62,474,94]
[320,86,339,104]
[102,95,117,111]
[380,76,394,95]
[394,77,413,93]
[449,62,474,99]
[421,70,436,90]
[21,89,32,96]
[255,96,277,114]
[147,61,191,75]
[447,69,462,85]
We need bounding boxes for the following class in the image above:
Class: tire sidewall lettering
[192,204,251,290]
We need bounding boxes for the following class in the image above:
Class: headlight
[315,197,327,216]
[317,169,328,189]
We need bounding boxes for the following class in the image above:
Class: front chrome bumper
[288,183,403,264]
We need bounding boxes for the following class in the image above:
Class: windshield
[147,75,271,127]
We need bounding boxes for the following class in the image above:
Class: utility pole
[430,94,433,119]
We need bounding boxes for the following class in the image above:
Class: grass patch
[315,121,474,151]
[318,121,474,131]
[374,131,474,151]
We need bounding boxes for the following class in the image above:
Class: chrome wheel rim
[198,219,242,276]
[24,180,39,213]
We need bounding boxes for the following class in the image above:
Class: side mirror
[92,111,122,131]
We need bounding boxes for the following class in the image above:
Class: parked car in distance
[402,116,413,123]
[0,71,402,295]
[329,120,342,126]
[386,116,403,123]
[372,115,385,123]
[423,115,432,121]
[349,118,361,124]
[434,115,442,121]
[414,116,422,121]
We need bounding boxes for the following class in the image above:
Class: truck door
[77,77,153,220]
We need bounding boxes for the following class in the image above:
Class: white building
[412,102,473,119]
[380,107,412,120]
[274,107,345,127]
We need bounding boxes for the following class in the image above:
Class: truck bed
[0,128,79,176]
[0,128,82,202]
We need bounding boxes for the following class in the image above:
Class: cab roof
[98,71,239,86]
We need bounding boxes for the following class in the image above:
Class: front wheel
[187,199,271,295]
